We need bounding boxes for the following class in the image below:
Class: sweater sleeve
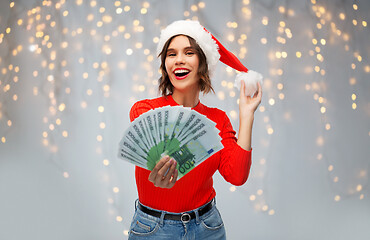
[129,100,153,122]
[218,112,252,186]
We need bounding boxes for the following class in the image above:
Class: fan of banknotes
[118,106,224,179]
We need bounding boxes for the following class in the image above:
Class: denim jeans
[128,199,226,240]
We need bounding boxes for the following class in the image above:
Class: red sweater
[129,95,252,213]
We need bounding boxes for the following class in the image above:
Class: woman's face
[165,35,200,95]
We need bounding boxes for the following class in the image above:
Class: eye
[186,51,195,55]
[167,53,176,57]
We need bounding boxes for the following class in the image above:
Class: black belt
[137,199,214,223]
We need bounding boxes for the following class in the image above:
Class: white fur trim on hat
[156,20,220,75]
[234,70,263,97]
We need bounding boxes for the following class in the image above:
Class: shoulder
[200,104,229,129]
[129,96,168,121]
[202,104,226,117]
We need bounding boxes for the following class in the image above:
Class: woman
[128,20,262,239]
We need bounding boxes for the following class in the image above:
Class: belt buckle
[180,213,191,223]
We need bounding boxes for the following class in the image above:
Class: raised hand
[239,80,262,119]
[236,80,262,151]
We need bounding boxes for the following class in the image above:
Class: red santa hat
[157,20,263,97]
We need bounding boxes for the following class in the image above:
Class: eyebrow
[167,46,195,52]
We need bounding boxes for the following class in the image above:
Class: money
[118,106,223,179]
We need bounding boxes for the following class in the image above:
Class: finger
[163,159,177,182]
[256,82,262,99]
[240,80,245,97]
[251,82,260,99]
[169,169,178,186]
[154,158,174,185]
[148,155,170,182]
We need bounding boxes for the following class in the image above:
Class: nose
[175,53,185,65]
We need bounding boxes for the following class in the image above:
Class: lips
[173,68,190,80]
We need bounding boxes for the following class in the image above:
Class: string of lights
[0,0,368,238]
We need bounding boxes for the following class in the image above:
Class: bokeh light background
[0,0,369,239]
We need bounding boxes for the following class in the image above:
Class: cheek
[192,56,200,71]
[164,59,172,73]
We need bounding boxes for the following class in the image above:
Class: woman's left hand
[239,80,262,119]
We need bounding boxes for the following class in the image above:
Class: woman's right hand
[148,156,178,188]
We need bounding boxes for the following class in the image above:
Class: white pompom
[234,70,263,97]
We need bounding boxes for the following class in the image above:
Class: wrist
[239,113,254,123]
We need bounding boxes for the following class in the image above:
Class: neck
[171,90,200,108]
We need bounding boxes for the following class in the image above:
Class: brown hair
[158,35,214,96]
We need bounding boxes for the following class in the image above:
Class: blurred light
[278,6,285,13]
[269,98,275,105]
[364,65,370,73]
[267,128,274,135]
[315,136,324,147]
[229,110,237,120]
[349,77,356,85]
[62,131,68,138]
[198,2,205,8]
[191,4,198,11]
[262,17,268,25]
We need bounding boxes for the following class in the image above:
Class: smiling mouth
[174,69,190,79]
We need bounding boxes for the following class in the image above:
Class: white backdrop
[0,0,369,239]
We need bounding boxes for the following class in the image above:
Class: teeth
[174,69,190,74]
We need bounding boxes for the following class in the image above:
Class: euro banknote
[118,106,223,179]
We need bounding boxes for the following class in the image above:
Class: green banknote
[118,106,223,179]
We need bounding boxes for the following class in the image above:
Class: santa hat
[157,20,263,97]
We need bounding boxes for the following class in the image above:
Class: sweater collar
[165,94,204,112]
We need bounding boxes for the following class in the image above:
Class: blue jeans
[128,199,226,240]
